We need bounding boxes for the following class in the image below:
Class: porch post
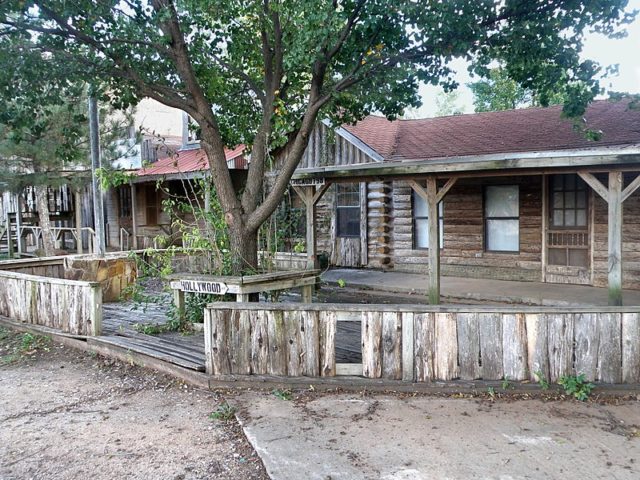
[75,187,83,254]
[15,193,24,256]
[130,183,138,250]
[608,172,623,306]
[305,195,317,269]
[426,177,440,305]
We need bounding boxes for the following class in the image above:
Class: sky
[416,0,640,118]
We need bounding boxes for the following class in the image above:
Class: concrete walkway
[322,268,640,306]
[233,391,640,480]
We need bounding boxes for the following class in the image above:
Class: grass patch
[0,328,51,365]
[209,402,237,421]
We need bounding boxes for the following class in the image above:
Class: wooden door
[544,174,592,285]
[331,183,367,267]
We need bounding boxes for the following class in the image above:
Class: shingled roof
[342,99,640,162]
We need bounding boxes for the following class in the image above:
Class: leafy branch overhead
[0,0,635,272]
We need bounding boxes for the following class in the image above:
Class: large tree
[0,1,635,272]
[469,67,569,112]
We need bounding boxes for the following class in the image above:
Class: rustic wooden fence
[204,304,640,384]
[0,270,102,336]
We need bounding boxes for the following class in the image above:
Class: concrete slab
[233,392,640,480]
[321,269,640,306]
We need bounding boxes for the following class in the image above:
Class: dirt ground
[0,327,268,480]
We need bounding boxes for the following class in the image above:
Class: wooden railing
[205,303,640,384]
[0,270,102,336]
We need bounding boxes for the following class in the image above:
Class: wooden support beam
[312,182,331,206]
[608,172,623,306]
[577,171,609,202]
[292,185,320,269]
[130,183,138,250]
[74,188,83,254]
[435,177,458,204]
[426,177,440,305]
[622,174,640,203]
[15,193,24,256]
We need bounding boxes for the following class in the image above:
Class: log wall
[204,303,640,384]
[0,270,102,336]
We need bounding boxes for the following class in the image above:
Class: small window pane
[337,207,360,237]
[415,218,429,248]
[553,176,564,191]
[569,249,589,268]
[553,192,564,208]
[565,211,576,227]
[549,248,567,266]
[486,219,519,251]
[565,174,575,190]
[553,210,564,226]
[336,184,359,207]
[576,209,587,226]
[486,186,519,217]
[564,192,575,208]
[413,192,428,217]
[576,191,586,208]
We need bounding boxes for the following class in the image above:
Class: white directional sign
[171,279,229,295]
[290,177,325,187]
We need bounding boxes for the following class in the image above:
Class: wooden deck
[101,296,362,371]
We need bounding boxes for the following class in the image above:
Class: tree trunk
[34,185,55,256]
[228,222,259,275]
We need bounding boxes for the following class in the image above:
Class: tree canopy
[0,0,635,271]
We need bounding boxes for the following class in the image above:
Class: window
[336,183,360,237]
[484,185,519,252]
[412,191,444,249]
[118,186,132,218]
[550,174,588,228]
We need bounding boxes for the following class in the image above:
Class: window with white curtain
[484,185,519,252]
[412,191,444,249]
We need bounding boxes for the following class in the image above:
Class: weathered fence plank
[434,313,458,381]
[401,312,415,382]
[230,310,251,374]
[622,313,640,383]
[209,309,231,375]
[547,313,575,382]
[319,311,336,376]
[285,310,304,376]
[250,312,270,374]
[478,313,503,380]
[598,313,622,383]
[267,310,287,376]
[502,314,528,381]
[574,313,599,381]
[526,314,549,382]
[382,312,402,380]
[302,310,320,377]
[362,311,383,378]
[456,313,481,380]
[414,313,435,382]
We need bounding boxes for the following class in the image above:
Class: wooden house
[288,99,640,305]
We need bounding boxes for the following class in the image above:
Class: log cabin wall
[592,173,640,290]
[390,176,543,282]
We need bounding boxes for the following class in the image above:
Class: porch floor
[321,268,640,306]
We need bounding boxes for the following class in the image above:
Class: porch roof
[133,145,247,182]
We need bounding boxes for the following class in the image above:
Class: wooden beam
[15,193,24,256]
[292,186,310,206]
[578,171,609,203]
[312,182,332,206]
[74,188,83,254]
[426,177,440,305]
[408,180,429,203]
[622,174,640,203]
[305,196,318,269]
[130,183,138,250]
[608,172,623,306]
[435,178,458,204]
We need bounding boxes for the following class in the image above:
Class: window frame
[484,185,520,254]
[412,191,444,250]
[335,183,361,238]
[118,186,132,218]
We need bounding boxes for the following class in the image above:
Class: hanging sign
[290,177,326,187]
[171,279,229,295]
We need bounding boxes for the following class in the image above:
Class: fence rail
[205,303,640,384]
[0,269,102,336]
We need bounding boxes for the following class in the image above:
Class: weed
[559,374,595,401]
[501,377,512,390]
[133,323,169,335]
[272,388,292,401]
[535,370,550,390]
[337,279,346,288]
[487,387,496,400]
[209,402,236,421]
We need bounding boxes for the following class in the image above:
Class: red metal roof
[136,145,247,177]
[343,99,640,161]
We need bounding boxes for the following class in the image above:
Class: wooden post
[173,288,185,322]
[15,194,23,256]
[301,284,313,303]
[305,194,317,269]
[204,182,211,213]
[75,187,83,254]
[5,213,14,258]
[608,172,623,306]
[426,177,440,305]
[130,183,138,250]
[89,283,103,336]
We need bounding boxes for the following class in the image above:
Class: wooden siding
[299,122,379,169]
[390,177,543,281]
